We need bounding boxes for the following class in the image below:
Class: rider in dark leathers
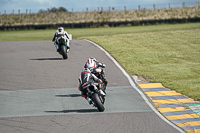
[84,57,108,87]
[78,68,105,104]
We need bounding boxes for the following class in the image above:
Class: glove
[102,63,106,68]
[98,79,103,84]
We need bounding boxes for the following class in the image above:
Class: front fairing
[57,35,66,45]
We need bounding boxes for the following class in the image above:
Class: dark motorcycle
[56,35,69,59]
[82,81,105,112]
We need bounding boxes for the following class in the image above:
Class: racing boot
[86,97,93,104]
[104,78,108,87]
[101,71,108,87]
[82,94,92,105]
[99,89,106,97]
[55,44,59,52]
[67,48,69,53]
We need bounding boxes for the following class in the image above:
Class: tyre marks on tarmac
[138,83,200,133]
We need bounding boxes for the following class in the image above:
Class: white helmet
[85,57,97,69]
[57,27,64,33]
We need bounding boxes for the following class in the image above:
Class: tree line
[38,7,68,13]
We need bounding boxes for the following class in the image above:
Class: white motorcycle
[56,34,69,59]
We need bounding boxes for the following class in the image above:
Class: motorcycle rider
[52,27,70,52]
[84,57,108,87]
[78,68,105,104]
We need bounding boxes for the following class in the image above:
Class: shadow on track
[55,94,81,97]
[45,109,98,113]
[30,58,62,61]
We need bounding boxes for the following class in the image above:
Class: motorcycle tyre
[60,45,68,59]
[91,93,105,112]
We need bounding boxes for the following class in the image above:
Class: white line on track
[85,39,185,133]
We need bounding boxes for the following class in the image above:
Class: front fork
[86,85,105,105]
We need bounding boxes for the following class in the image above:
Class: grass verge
[0,23,200,42]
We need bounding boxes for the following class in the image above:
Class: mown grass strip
[0,23,199,42]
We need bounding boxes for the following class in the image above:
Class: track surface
[0,40,181,133]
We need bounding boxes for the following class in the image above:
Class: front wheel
[91,93,105,112]
[60,45,68,59]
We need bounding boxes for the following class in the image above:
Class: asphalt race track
[0,40,182,133]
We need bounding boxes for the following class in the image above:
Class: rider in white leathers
[52,27,70,52]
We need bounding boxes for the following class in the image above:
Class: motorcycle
[82,81,106,112]
[56,34,69,59]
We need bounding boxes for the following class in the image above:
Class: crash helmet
[84,57,97,69]
[57,27,64,33]
[90,57,97,62]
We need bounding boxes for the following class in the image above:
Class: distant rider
[84,57,108,87]
[78,68,105,104]
[52,27,70,52]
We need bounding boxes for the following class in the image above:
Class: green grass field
[0,23,200,101]
[1,23,200,42]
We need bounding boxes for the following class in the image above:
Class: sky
[0,0,198,14]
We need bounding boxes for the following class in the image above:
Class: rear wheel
[91,93,105,112]
[60,45,68,59]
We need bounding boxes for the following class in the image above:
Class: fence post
[101,7,103,12]
[18,9,20,14]
[4,10,6,14]
[153,4,155,10]
[86,8,88,12]
[124,6,127,12]
[169,3,171,9]
[29,9,31,14]
[182,2,185,8]
[26,9,28,14]
[138,5,140,10]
